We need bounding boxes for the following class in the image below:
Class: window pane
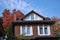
[27,27,30,34]
[22,26,26,35]
[31,14,34,20]
[24,16,30,19]
[40,27,43,34]
[35,15,40,20]
[44,27,48,34]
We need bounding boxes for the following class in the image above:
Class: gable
[24,13,43,20]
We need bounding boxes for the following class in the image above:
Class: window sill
[20,34,33,36]
[38,34,50,36]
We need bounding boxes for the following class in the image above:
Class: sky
[0,0,60,18]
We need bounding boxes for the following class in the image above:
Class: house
[12,10,60,40]
[0,17,5,40]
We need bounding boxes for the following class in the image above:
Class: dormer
[21,10,45,21]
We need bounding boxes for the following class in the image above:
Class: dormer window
[24,13,43,20]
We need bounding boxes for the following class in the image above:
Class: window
[39,27,43,34]
[44,27,48,34]
[31,13,34,20]
[30,13,41,20]
[27,27,30,34]
[20,25,33,36]
[24,16,31,20]
[38,25,50,36]
[22,26,26,35]
[24,13,43,20]
[35,15,42,20]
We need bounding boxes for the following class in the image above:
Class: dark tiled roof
[45,17,51,20]
[12,20,55,25]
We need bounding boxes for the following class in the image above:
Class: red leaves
[16,11,24,18]
[2,9,24,29]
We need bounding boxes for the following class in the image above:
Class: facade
[12,10,60,40]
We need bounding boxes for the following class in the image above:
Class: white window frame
[20,25,33,36]
[38,25,50,36]
[30,13,34,20]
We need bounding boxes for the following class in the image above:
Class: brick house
[12,10,60,40]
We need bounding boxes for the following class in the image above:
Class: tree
[6,24,13,40]
[2,9,24,40]
[52,16,60,34]
[2,9,24,29]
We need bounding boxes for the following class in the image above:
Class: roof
[12,10,55,25]
[12,20,55,25]
[21,10,45,20]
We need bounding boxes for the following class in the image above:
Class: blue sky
[0,0,60,18]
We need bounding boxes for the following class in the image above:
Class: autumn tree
[2,9,24,29]
[1,9,24,40]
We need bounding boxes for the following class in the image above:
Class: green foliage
[15,36,21,40]
[56,30,60,33]
[6,24,13,40]
[6,24,21,40]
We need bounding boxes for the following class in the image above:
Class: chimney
[13,9,16,21]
